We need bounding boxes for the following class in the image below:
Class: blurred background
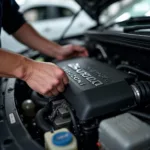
[2,0,150,52]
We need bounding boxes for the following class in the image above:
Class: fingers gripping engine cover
[56,58,135,121]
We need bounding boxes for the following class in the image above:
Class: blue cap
[52,131,73,146]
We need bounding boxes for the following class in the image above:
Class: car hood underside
[75,0,121,21]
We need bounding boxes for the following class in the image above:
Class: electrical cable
[129,111,150,120]
[49,102,79,138]
[49,105,62,122]
[116,64,150,79]
[63,103,79,138]
[67,107,79,135]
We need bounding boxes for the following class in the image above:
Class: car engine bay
[1,28,150,150]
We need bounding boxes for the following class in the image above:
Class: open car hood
[76,0,121,21]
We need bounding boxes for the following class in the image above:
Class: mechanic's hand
[56,44,89,60]
[23,60,69,96]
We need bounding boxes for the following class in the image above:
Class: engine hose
[31,91,57,107]
[131,81,150,105]
[35,107,54,133]
[31,91,49,107]
[116,64,150,79]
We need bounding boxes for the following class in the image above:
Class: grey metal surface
[99,113,150,150]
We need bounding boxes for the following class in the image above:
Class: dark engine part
[31,91,49,107]
[132,81,150,106]
[56,57,135,121]
[31,91,60,107]
[3,58,150,150]
[35,106,53,133]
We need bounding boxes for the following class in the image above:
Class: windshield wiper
[102,16,150,30]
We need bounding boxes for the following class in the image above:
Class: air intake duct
[131,81,150,106]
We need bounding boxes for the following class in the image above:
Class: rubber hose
[35,107,53,132]
[31,91,49,107]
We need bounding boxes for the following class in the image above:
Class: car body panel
[1,0,96,52]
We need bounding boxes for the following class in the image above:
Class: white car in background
[1,0,96,52]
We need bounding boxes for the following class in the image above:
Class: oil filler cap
[52,131,73,146]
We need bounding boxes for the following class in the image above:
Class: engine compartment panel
[1,28,150,150]
[57,58,135,121]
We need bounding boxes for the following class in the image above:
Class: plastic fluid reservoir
[44,128,77,150]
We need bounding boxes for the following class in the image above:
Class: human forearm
[13,23,62,57]
[0,48,69,96]
[0,48,30,79]
[13,23,88,60]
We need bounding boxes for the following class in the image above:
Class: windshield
[100,0,150,24]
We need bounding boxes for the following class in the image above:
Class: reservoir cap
[52,131,73,146]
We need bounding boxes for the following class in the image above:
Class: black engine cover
[56,58,135,121]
